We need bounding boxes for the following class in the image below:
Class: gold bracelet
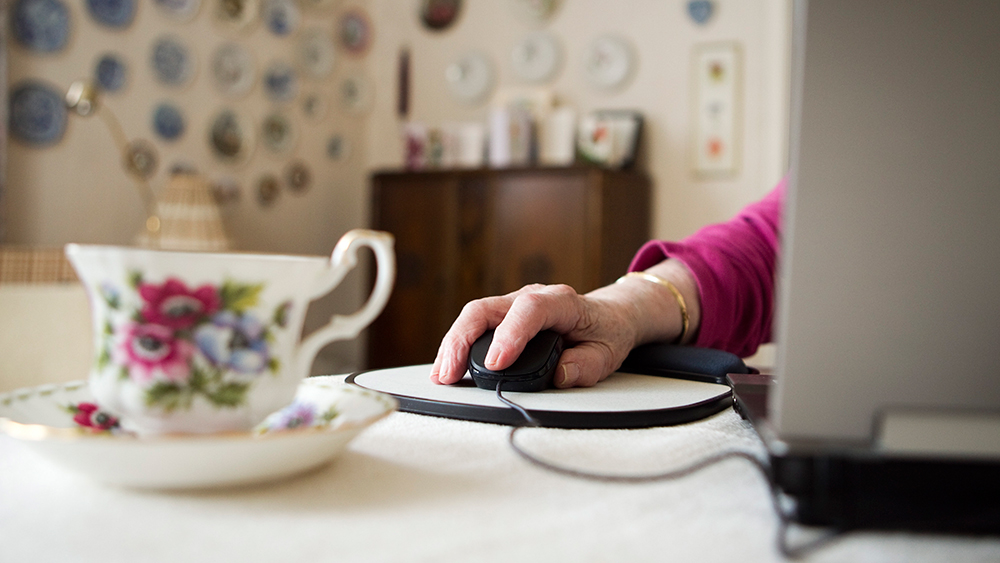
[615,271,689,344]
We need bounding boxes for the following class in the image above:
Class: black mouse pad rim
[346,372,733,429]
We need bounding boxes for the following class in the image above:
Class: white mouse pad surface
[351,364,730,413]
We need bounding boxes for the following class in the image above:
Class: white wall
[366,0,791,242]
[4,2,371,254]
[3,0,791,372]
[3,1,374,373]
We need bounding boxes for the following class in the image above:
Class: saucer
[0,376,395,489]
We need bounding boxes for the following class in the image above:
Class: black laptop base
[729,373,1000,534]
[771,453,1000,534]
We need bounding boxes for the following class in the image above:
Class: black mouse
[468,329,564,392]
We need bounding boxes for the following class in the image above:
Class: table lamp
[64,80,231,251]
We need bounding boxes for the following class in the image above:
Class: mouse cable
[495,383,846,560]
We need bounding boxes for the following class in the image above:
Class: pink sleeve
[628,177,786,357]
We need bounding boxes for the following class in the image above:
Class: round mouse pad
[347,364,732,429]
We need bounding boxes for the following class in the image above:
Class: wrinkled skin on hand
[430,283,645,389]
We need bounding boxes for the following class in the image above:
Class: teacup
[65,229,395,436]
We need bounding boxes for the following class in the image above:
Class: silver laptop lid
[772,0,1000,454]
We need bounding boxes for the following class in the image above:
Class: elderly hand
[429,259,701,389]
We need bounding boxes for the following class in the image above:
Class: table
[2,376,999,563]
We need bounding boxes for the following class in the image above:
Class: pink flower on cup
[139,278,220,330]
[115,322,194,383]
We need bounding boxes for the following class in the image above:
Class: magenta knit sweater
[628,177,786,357]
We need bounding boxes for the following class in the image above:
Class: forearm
[584,258,702,349]
[628,180,784,357]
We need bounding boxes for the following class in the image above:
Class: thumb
[555,342,619,388]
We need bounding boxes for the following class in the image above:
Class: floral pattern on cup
[254,383,396,434]
[257,400,338,433]
[96,273,292,413]
[65,402,121,433]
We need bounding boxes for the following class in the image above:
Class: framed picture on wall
[691,42,743,178]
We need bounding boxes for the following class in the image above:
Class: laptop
[729,0,1000,532]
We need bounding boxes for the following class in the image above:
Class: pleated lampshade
[137,173,232,251]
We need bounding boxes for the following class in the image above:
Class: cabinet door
[369,175,458,368]
[488,171,595,293]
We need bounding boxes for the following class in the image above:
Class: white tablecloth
[2,376,999,563]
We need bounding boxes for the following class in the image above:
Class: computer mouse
[468,329,564,392]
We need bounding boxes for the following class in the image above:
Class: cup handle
[296,229,396,377]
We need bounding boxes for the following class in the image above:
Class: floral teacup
[65,229,394,436]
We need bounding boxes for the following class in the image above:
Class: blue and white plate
[9,81,68,146]
[153,0,201,22]
[85,0,136,28]
[152,103,185,141]
[263,61,298,102]
[151,36,195,87]
[94,53,128,93]
[263,0,300,36]
[10,0,71,53]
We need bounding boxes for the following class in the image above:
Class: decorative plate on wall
[11,0,71,53]
[583,34,635,90]
[214,0,259,32]
[152,102,185,141]
[338,9,372,56]
[256,173,281,206]
[261,111,297,154]
[420,0,462,31]
[85,0,136,29]
[298,28,336,79]
[511,31,562,83]
[445,51,495,104]
[301,91,328,122]
[208,109,254,164]
[211,42,256,97]
[153,0,202,22]
[263,61,298,102]
[123,139,159,179]
[9,81,67,146]
[326,133,349,161]
[94,53,128,93]
[263,0,300,36]
[339,73,373,114]
[285,160,311,193]
[151,36,196,87]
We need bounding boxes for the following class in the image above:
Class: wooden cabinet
[368,167,650,369]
